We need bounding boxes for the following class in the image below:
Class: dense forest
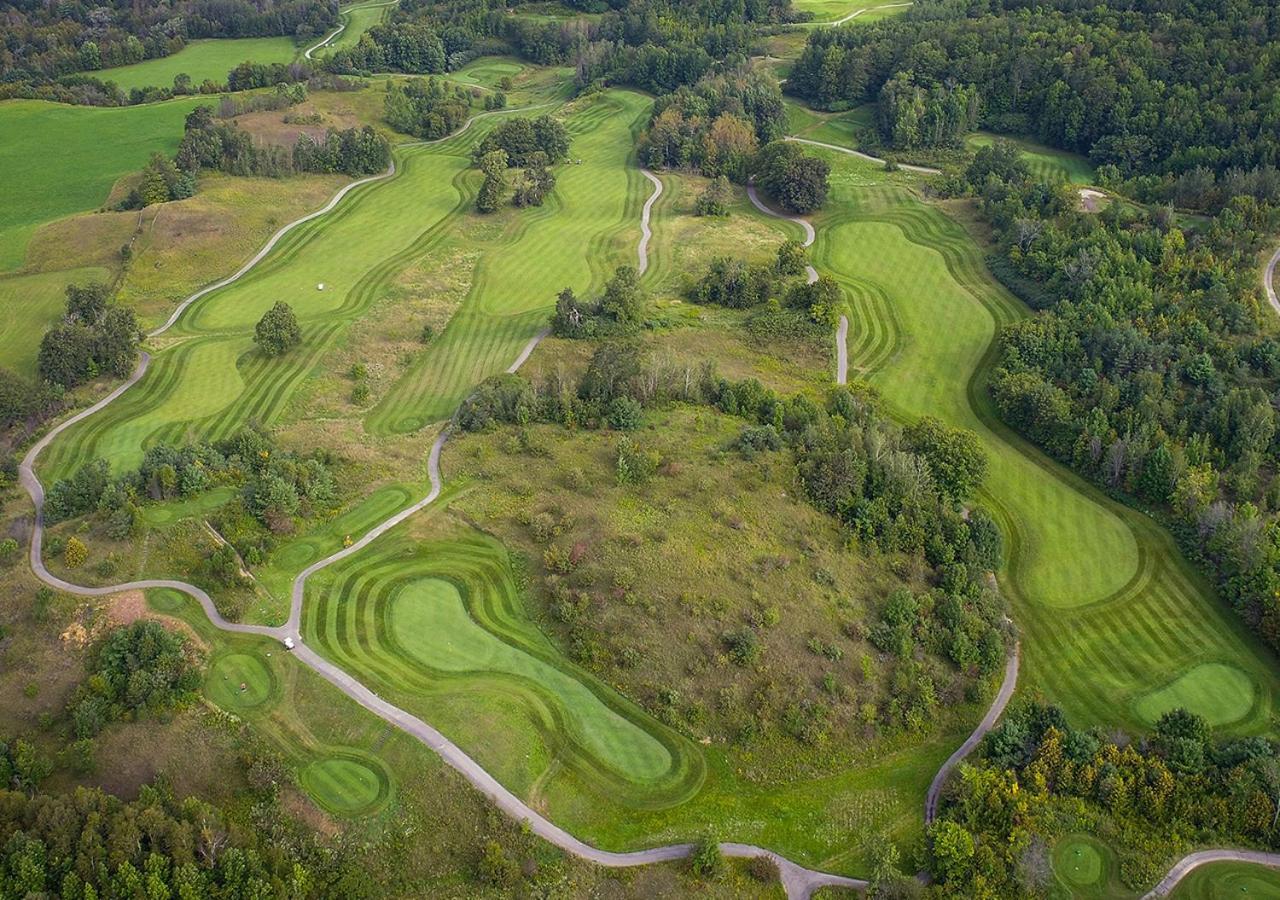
[786,0,1280,176]
[918,701,1280,897]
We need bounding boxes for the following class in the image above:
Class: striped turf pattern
[367,92,651,434]
[808,157,1280,736]
[39,93,650,481]
[303,531,706,809]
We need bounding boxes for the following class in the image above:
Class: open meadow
[96,37,301,92]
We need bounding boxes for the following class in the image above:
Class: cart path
[818,1,914,27]
[1143,849,1280,897]
[15,113,872,898]
[1265,242,1280,317]
[786,136,942,175]
[304,0,399,59]
[638,168,663,276]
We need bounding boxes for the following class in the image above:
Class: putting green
[1134,663,1256,727]
[802,146,1280,734]
[206,651,276,710]
[305,532,704,807]
[300,752,391,816]
[1169,862,1280,899]
[1052,834,1105,890]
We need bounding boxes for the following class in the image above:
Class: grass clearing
[205,650,277,709]
[792,0,912,24]
[805,147,1280,737]
[96,37,300,93]
[0,266,109,374]
[328,1,397,54]
[299,752,392,816]
[966,132,1096,185]
[0,97,205,271]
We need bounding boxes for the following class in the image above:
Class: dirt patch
[282,786,341,837]
[105,589,210,652]
[232,99,364,148]
[1079,188,1107,213]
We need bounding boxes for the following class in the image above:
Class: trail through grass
[96,37,300,92]
[806,150,1280,736]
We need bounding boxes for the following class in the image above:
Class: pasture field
[95,37,300,92]
[0,97,205,271]
[804,147,1280,735]
[1168,863,1280,899]
[966,132,1096,184]
[0,266,109,375]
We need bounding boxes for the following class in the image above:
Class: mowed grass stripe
[368,91,651,435]
[806,147,1280,736]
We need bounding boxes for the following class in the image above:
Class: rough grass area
[0,97,205,271]
[95,37,300,93]
[1168,862,1280,899]
[806,146,1280,737]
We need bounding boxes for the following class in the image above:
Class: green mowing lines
[96,37,301,93]
[206,650,279,710]
[0,265,109,374]
[1170,863,1280,899]
[36,111,492,482]
[300,751,393,816]
[1134,663,1257,728]
[966,132,1096,185]
[805,147,1280,738]
[328,1,396,54]
[368,90,651,435]
[0,98,206,272]
[304,531,705,808]
[449,58,525,87]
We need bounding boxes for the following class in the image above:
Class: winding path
[1143,850,1280,897]
[304,0,399,59]
[637,169,663,276]
[810,1,913,27]
[1265,242,1280,318]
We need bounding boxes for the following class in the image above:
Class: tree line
[786,0,1280,173]
[917,701,1280,898]
[946,142,1280,665]
[0,0,336,104]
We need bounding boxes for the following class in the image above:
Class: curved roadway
[1265,242,1280,318]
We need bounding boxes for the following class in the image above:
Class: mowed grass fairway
[328,0,398,53]
[40,91,647,481]
[0,98,205,271]
[804,149,1280,735]
[96,37,300,92]
[1169,863,1280,899]
[368,90,650,433]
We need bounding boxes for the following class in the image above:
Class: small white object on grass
[317,282,325,290]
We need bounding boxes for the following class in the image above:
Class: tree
[253,302,301,356]
[756,141,829,213]
[599,265,643,325]
[475,149,508,213]
[694,175,732,216]
[775,239,808,276]
[64,537,87,569]
[905,417,987,502]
